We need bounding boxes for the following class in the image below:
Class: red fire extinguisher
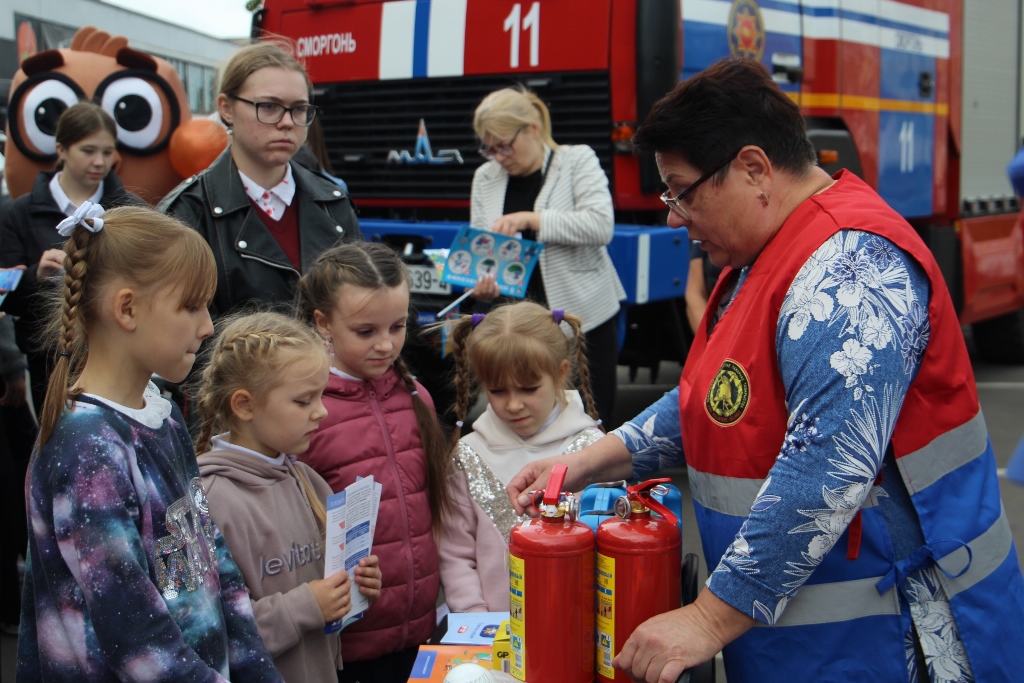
[508,463,595,683]
[594,478,682,682]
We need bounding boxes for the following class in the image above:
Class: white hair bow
[56,201,105,237]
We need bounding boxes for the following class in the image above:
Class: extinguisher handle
[627,478,678,525]
[543,463,568,506]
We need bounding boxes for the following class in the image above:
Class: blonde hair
[448,301,600,445]
[473,86,559,151]
[194,311,331,530]
[297,241,453,530]
[38,207,217,446]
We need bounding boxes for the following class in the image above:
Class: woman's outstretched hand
[614,591,756,683]
[507,434,637,514]
[506,454,574,515]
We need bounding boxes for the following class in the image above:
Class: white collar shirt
[237,165,296,222]
[49,172,104,216]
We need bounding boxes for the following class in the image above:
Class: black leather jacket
[157,147,361,317]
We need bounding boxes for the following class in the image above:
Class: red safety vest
[679,170,1024,682]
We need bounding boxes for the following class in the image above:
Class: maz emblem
[387,119,464,165]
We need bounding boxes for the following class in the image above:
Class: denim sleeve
[706,231,931,623]
[612,387,685,480]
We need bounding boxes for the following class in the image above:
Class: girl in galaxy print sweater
[17,204,282,682]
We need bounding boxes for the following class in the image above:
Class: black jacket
[0,169,144,331]
[157,148,361,317]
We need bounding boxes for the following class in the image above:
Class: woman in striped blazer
[469,87,626,428]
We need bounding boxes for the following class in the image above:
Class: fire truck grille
[315,71,612,207]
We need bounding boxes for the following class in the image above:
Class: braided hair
[38,207,216,446]
[448,301,601,448]
[296,241,453,530]
[193,311,331,530]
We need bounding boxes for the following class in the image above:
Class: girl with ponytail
[438,301,603,613]
[295,240,449,683]
[21,204,282,682]
[194,310,380,683]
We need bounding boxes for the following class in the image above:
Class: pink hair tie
[471,313,486,327]
[552,309,565,324]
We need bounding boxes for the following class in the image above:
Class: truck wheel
[972,307,1024,364]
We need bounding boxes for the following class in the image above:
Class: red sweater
[248,197,300,270]
[299,368,440,661]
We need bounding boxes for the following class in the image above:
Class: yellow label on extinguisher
[509,554,526,681]
[596,553,616,678]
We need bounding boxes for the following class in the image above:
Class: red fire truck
[254,0,1024,364]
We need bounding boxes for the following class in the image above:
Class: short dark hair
[632,57,816,180]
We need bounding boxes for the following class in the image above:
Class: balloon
[169,118,229,179]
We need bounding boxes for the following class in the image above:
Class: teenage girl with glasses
[159,40,362,319]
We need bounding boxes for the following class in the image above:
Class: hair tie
[552,309,565,325]
[411,390,419,397]
[58,350,71,359]
[471,313,486,327]
[456,420,465,428]
[56,201,105,237]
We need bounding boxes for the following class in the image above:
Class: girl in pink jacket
[440,301,604,612]
[194,311,382,683]
[296,242,451,683]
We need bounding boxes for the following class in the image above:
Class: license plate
[409,264,451,294]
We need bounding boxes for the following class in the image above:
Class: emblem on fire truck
[386,119,464,165]
[728,0,766,62]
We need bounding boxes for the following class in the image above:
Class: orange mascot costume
[4,25,228,205]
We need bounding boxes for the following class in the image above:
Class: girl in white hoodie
[438,301,604,612]
[194,311,381,682]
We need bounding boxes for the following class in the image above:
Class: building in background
[1,0,242,129]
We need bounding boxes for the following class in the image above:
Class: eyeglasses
[229,95,318,126]
[479,127,524,159]
[660,151,740,222]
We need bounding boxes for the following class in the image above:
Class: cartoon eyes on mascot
[4,25,228,205]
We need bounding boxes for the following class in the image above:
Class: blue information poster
[441,226,544,298]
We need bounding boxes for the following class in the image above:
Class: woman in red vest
[507,58,1024,683]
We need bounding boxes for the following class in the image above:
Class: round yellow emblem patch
[705,359,750,425]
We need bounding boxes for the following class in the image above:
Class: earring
[323,336,334,355]
[760,192,769,206]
